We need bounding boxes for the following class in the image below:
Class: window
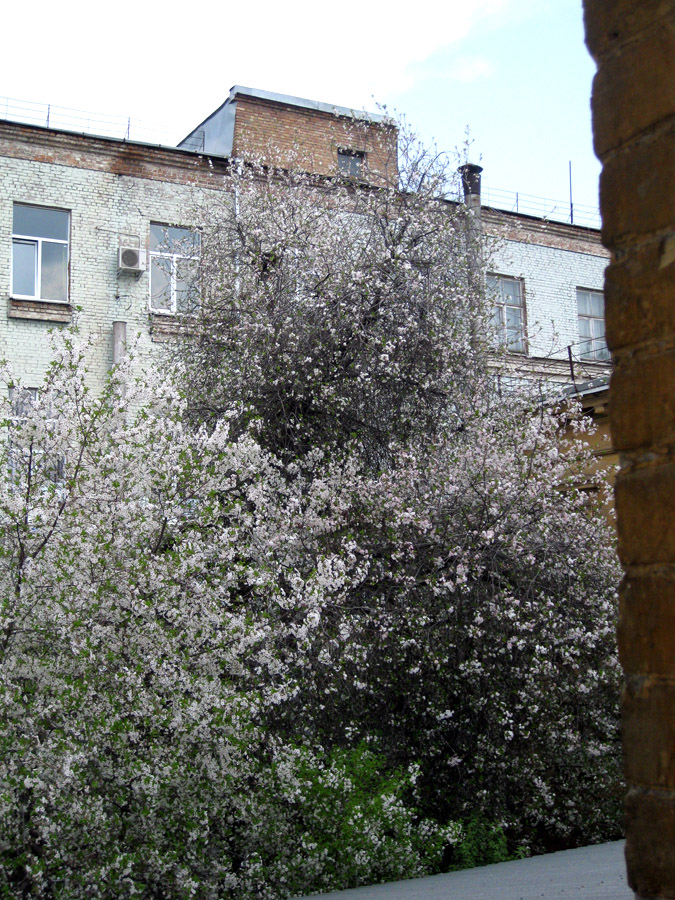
[337,149,366,178]
[9,387,65,483]
[12,204,70,302]
[149,224,200,315]
[487,274,526,353]
[577,288,609,361]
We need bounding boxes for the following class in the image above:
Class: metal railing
[481,185,601,230]
[0,96,175,146]
[566,337,611,384]
[1,94,602,229]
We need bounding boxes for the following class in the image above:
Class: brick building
[454,164,610,388]
[179,85,399,184]
[0,122,231,388]
[486,209,609,384]
[0,84,609,398]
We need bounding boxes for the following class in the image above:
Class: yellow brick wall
[584,1,675,897]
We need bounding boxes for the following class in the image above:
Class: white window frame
[11,204,70,303]
[577,288,609,361]
[487,273,527,354]
[149,223,200,316]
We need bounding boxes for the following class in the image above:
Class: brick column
[583,3,675,898]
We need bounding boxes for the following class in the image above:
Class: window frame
[8,386,65,483]
[337,148,366,178]
[487,273,527,354]
[576,287,609,362]
[149,223,201,316]
[11,204,70,304]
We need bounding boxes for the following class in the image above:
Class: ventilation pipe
[457,165,484,348]
[458,163,483,215]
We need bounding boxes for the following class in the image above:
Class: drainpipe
[112,321,127,366]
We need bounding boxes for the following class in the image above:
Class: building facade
[0,122,232,389]
[0,85,610,398]
[476,194,610,389]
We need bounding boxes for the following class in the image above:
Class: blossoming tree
[0,125,622,898]
[0,336,451,899]
[176,129,623,853]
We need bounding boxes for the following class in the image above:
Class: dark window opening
[338,149,366,178]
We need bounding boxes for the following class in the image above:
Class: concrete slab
[295,840,631,900]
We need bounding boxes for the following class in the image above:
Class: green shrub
[446,816,513,870]
[234,743,460,898]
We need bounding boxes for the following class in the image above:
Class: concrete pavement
[296,841,630,900]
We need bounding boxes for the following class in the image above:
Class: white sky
[2,0,600,217]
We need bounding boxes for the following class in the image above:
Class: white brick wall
[0,153,228,392]
[489,238,607,360]
[0,131,608,394]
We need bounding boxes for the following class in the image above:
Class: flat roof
[181,85,393,142]
[229,85,391,123]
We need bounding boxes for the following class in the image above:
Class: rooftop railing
[0,96,174,146]
[481,185,601,230]
[0,95,602,230]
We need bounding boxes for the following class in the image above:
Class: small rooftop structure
[178,85,398,183]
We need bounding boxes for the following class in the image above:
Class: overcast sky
[2,0,600,221]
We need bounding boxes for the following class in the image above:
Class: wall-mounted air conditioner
[117,246,147,275]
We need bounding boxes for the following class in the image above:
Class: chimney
[458,163,483,213]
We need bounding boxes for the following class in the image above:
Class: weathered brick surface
[232,95,398,184]
[585,0,675,893]
[483,210,608,256]
[591,19,675,158]
[615,465,675,566]
[584,0,675,59]
[610,350,675,450]
[619,575,675,677]
[604,239,675,352]
[8,298,72,323]
[623,677,675,789]
[599,126,675,246]
[624,787,675,899]
[0,123,232,187]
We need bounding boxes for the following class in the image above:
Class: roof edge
[228,85,393,125]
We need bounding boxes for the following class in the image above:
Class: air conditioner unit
[117,246,147,275]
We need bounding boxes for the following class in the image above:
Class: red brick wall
[0,122,232,188]
[483,208,609,256]
[231,95,398,184]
